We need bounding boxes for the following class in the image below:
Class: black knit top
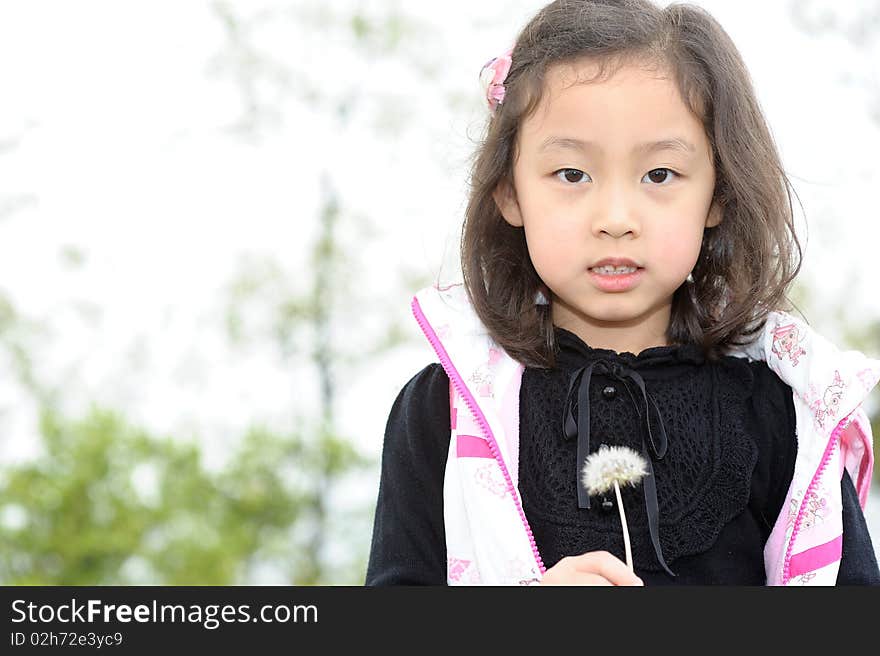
[365,327,879,585]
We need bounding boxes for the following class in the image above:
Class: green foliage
[0,407,370,585]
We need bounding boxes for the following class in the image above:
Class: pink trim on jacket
[412,295,545,577]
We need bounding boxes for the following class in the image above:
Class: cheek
[522,218,580,271]
[653,229,702,275]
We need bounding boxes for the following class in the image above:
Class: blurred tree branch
[212,0,435,583]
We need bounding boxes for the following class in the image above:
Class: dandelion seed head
[581,445,648,496]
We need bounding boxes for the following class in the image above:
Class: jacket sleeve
[364,363,451,585]
[749,361,879,584]
[836,468,880,584]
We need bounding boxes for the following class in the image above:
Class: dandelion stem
[614,480,633,571]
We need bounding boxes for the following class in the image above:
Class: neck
[551,302,672,355]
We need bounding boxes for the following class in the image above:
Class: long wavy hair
[460,0,803,368]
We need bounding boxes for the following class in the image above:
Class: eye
[553,168,591,185]
[642,168,679,185]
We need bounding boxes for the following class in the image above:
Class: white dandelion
[581,445,649,572]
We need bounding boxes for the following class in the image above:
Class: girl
[365,0,880,585]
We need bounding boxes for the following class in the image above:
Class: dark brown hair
[459,0,803,368]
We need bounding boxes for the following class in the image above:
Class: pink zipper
[412,296,546,578]
[781,411,854,584]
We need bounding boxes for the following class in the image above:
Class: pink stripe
[787,535,843,580]
[456,434,494,459]
[783,412,848,584]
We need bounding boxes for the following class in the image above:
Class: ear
[704,200,723,228]
[492,179,524,228]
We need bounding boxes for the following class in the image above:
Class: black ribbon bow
[562,359,676,577]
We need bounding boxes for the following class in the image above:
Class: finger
[573,551,644,586]
[539,573,613,586]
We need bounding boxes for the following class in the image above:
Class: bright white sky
[0,0,879,542]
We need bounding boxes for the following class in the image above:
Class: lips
[589,257,642,269]
[588,266,644,292]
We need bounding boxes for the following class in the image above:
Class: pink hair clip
[479,47,513,112]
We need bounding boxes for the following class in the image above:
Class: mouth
[588,257,642,274]
[588,264,644,276]
[587,265,644,292]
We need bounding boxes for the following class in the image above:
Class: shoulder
[392,363,450,416]
[746,359,794,411]
[717,356,795,437]
[713,355,794,408]
[714,356,796,470]
[383,363,451,460]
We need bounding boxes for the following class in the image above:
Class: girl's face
[493,59,722,354]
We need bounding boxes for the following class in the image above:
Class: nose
[591,181,640,238]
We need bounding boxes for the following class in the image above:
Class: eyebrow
[538,136,697,156]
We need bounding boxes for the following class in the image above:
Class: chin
[568,305,644,326]
[588,311,644,326]
[581,297,643,319]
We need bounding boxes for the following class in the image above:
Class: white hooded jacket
[412,282,879,585]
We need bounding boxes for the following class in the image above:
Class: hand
[538,551,644,586]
